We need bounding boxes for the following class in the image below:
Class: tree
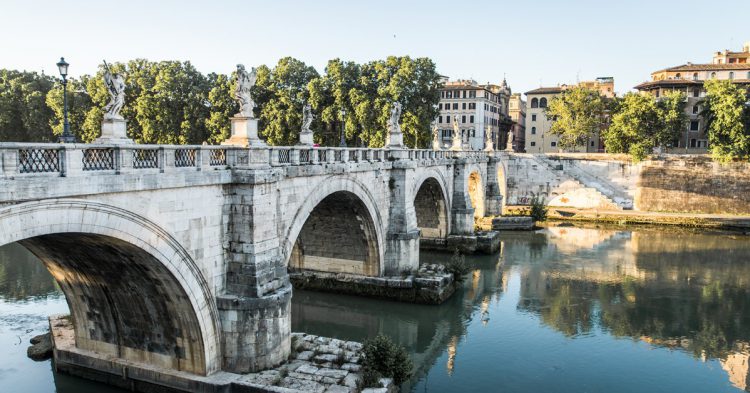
[0,69,55,142]
[604,92,685,161]
[253,57,320,145]
[205,72,236,144]
[545,87,606,150]
[702,79,750,162]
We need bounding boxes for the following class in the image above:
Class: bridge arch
[467,164,486,218]
[412,169,451,238]
[284,176,385,276]
[0,199,221,375]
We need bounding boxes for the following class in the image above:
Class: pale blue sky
[3,0,749,96]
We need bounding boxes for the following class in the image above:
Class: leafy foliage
[0,69,56,142]
[702,79,750,162]
[545,87,607,150]
[361,334,413,386]
[2,56,442,146]
[530,196,548,222]
[604,91,686,161]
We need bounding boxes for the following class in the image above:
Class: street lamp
[339,108,347,147]
[56,57,75,143]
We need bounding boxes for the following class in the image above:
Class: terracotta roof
[654,63,750,73]
[525,87,563,95]
[635,79,750,90]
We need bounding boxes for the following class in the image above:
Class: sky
[3,0,750,97]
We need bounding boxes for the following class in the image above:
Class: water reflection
[2,225,750,392]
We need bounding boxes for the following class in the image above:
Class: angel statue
[389,102,402,134]
[301,103,314,132]
[234,64,258,117]
[103,65,125,119]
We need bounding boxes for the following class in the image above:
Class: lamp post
[56,57,75,143]
[339,108,347,147]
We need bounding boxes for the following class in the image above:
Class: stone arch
[284,177,384,276]
[467,167,485,219]
[0,199,220,375]
[412,171,451,238]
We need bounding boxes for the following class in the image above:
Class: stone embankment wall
[636,156,750,214]
[506,154,750,215]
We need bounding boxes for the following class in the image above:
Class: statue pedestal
[222,116,267,147]
[385,129,404,149]
[298,130,314,146]
[95,118,133,144]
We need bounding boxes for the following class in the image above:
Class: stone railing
[0,143,234,178]
[0,143,497,178]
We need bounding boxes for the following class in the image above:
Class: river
[1,224,749,392]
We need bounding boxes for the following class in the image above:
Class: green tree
[205,72,236,144]
[545,86,606,150]
[0,69,55,142]
[702,79,750,162]
[46,75,96,142]
[604,92,685,161]
[253,57,320,145]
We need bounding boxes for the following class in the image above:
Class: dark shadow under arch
[19,232,207,374]
[414,177,449,239]
[289,191,380,276]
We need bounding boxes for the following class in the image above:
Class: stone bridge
[0,142,509,381]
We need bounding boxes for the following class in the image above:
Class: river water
[1,224,749,392]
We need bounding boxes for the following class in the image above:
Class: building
[524,77,614,153]
[435,79,512,150]
[635,42,750,153]
[508,93,526,152]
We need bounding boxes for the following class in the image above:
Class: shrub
[446,249,470,282]
[361,334,413,386]
[530,196,548,222]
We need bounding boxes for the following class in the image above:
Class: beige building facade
[436,79,512,150]
[635,42,750,154]
[508,93,526,152]
[524,77,613,153]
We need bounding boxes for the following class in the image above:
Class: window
[675,73,681,79]
[438,103,443,110]
[590,141,595,147]
[470,115,474,123]
[540,98,548,108]
[445,115,450,123]
[655,90,660,98]
[462,115,466,123]
[438,116,442,123]
[463,91,467,98]
[693,88,700,98]
[531,98,539,108]
[692,105,699,115]
[530,141,536,146]
[446,91,452,98]
[710,72,717,79]
[462,103,466,110]
[471,129,475,137]
[441,91,445,98]
[453,103,458,110]
[692,73,698,81]
[531,127,537,135]
[532,114,537,121]
[729,72,735,80]
[690,120,699,131]
[551,141,557,147]
[690,139,697,148]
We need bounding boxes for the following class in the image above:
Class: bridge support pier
[485,157,504,216]
[384,160,421,274]
[221,170,291,373]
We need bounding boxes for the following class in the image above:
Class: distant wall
[636,156,750,215]
[505,154,750,215]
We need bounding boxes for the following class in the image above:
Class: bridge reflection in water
[292,224,750,393]
[3,224,750,392]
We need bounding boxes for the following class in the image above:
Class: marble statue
[485,125,495,151]
[432,122,442,150]
[103,68,125,120]
[301,103,314,132]
[450,116,463,150]
[389,102,402,133]
[506,129,515,151]
[235,64,257,117]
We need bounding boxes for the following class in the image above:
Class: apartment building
[508,93,526,152]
